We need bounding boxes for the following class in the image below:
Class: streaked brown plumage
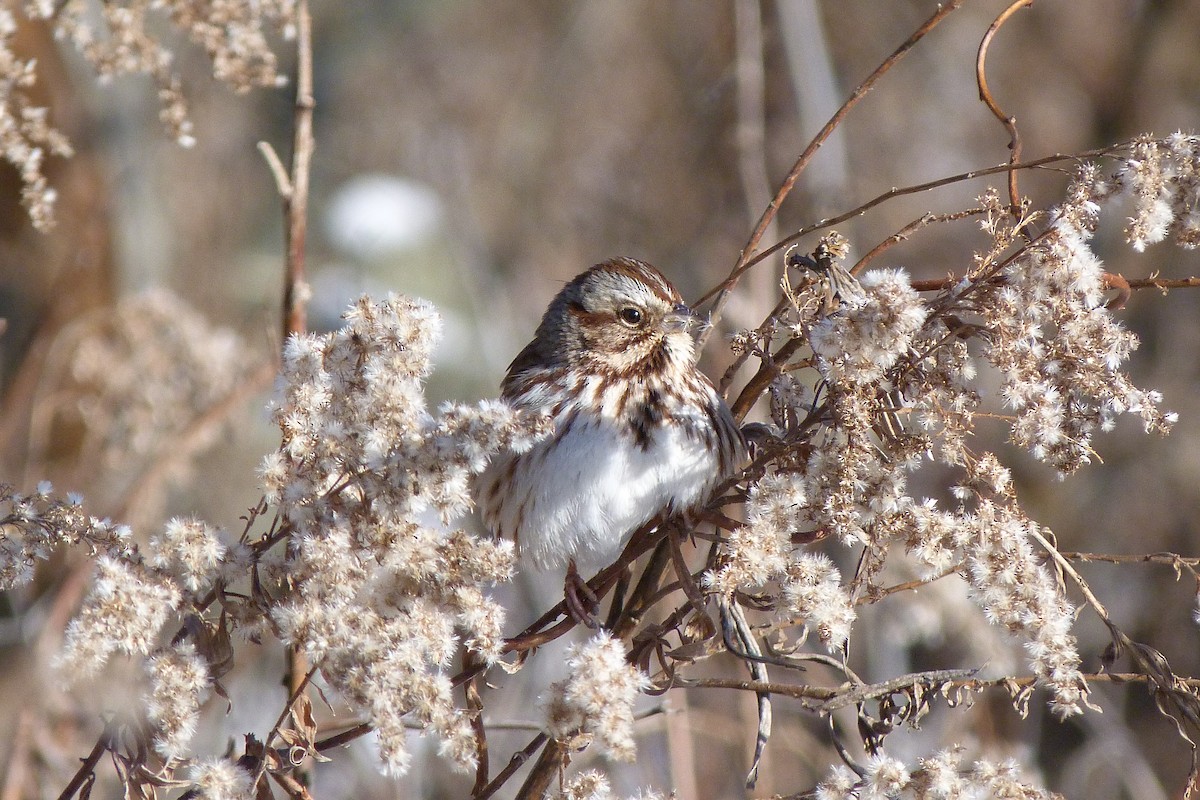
[476,258,744,581]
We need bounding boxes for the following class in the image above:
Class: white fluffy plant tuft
[266,294,551,774]
[41,293,550,781]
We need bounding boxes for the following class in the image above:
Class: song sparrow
[477,258,744,615]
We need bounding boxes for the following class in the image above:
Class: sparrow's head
[540,258,701,374]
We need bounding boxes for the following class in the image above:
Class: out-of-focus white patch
[306,266,476,374]
[306,265,390,331]
[324,175,444,259]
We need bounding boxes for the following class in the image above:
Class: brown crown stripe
[595,257,682,305]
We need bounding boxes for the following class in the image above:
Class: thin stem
[473,734,547,800]
[685,671,1200,706]
[1060,550,1200,573]
[315,722,372,752]
[257,141,292,198]
[278,1,316,784]
[515,738,565,800]
[55,724,113,800]
[254,666,320,785]
[696,143,1131,308]
[976,0,1035,214]
[849,209,983,276]
[465,664,489,796]
[697,0,966,337]
[907,272,1200,295]
[281,0,315,343]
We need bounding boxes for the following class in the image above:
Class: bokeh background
[2,1,1200,797]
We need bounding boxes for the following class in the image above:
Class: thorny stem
[697,0,966,343]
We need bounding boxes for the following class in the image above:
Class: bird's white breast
[480,405,722,574]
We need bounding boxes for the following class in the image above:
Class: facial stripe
[595,257,682,305]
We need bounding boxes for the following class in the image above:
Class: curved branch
[976,0,1034,213]
[698,0,967,340]
[54,723,114,800]
[695,143,1130,308]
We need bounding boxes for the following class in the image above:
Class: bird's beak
[665,303,704,334]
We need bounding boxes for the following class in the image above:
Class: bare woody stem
[281,0,315,344]
[515,739,567,800]
[253,666,320,786]
[473,734,547,800]
[696,143,1132,309]
[1027,525,1200,763]
[54,722,113,800]
[977,0,1035,214]
[278,0,316,785]
[697,0,966,339]
[908,272,1200,297]
[684,671,1200,709]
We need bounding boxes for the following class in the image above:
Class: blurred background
[2,1,1200,797]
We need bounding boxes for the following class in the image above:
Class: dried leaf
[276,728,304,747]
[291,694,318,745]
[496,650,529,675]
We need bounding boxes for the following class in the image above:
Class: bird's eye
[618,307,643,326]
